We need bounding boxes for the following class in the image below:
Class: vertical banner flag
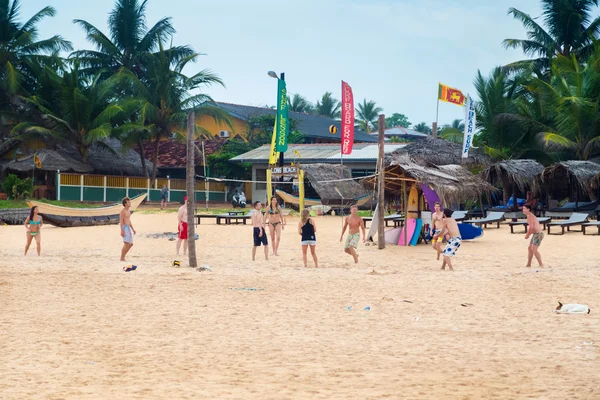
[34,153,42,169]
[298,169,305,212]
[266,169,273,205]
[268,118,279,165]
[341,80,355,155]
[438,83,466,106]
[462,95,476,158]
[275,79,289,152]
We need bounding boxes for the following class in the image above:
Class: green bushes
[1,174,35,200]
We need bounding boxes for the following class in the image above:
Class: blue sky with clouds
[22,0,563,127]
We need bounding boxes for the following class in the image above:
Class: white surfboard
[366,204,380,245]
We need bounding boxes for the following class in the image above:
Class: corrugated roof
[216,102,377,143]
[230,143,404,163]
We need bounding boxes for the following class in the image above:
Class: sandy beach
[1,210,598,399]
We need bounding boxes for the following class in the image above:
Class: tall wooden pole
[186,112,198,268]
[377,114,385,249]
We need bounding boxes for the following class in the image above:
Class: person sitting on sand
[119,197,136,261]
[523,204,544,268]
[264,196,285,256]
[251,201,268,261]
[176,196,188,257]
[298,209,318,268]
[339,205,365,263]
[433,209,461,271]
[24,205,43,256]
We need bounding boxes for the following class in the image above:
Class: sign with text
[271,166,297,175]
[341,80,355,155]
[275,79,289,152]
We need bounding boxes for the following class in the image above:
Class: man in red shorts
[176,196,188,256]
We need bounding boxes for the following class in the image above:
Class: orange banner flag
[438,83,465,106]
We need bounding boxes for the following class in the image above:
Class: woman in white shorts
[298,209,318,268]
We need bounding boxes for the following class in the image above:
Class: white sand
[1,212,599,399]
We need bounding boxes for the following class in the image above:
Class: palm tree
[71,0,192,80]
[287,94,313,113]
[440,119,465,143]
[355,99,383,133]
[0,0,72,125]
[413,122,432,134]
[502,0,600,74]
[314,92,341,118]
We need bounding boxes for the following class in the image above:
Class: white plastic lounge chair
[582,221,600,235]
[463,211,505,229]
[546,213,589,235]
[508,217,551,234]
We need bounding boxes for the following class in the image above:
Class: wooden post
[103,176,107,202]
[403,180,408,246]
[80,175,84,201]
[186,112,198,268]
[57,170,61,201]
[432,122,438,139]
[377,114,385,249]
[125,177,129,198]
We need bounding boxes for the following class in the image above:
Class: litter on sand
[229,287,264,291]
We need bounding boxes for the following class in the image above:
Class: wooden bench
[582,221,600,235]
[216,215,250,225]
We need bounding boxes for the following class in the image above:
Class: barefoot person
[264,196,285,256]
[24,206,43,256]
[431,202,445,260]
[340,205,365,263]
[176,196,188,257]
[298,209,318,268]
[433,209,461,271]
[119,197,136,261]
[160,184,169,210]
[523,204,544,267]
[251,201,268,261]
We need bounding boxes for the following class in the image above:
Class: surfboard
[409,218,423,246]
[458,223,484,241]
[421,183,442,211]
[398,218,416,246]
[407,186,419,218]
[384,227,402,244]
[365,204,380,244]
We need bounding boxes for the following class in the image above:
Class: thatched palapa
[534,161,600,200]
[301,163,369,205]
[386,136,489,167]
[481,159,544,201]
[2,149,93,173]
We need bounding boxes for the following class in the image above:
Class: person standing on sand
[340,205,365,263]
[433,209,461,271]
[176,196,188,257]
[264,196,285,256]
[298,209,318,268]
[251,201,268,261]
[160,184,169,210]
[119,197,136,261]
[431,202,445,260]
[24,206,43,256]
[523,204,544,268]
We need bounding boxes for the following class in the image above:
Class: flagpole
[433,98,440,139]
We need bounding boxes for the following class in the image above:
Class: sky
[22,0,559,127]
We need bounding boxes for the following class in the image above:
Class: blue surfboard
[458,223,484,241]
[409,218,422,246]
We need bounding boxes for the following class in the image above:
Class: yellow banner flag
[266,169,272,205]
[268,118,279,165]
[298,169,305,212]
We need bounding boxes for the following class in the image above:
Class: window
[256,168,266,190]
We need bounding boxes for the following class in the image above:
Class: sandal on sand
[123,265,137,272]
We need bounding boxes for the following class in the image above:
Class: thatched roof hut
[534,161,600,200]
[374,153,496,206]
[2,149,93,173]
[481,159,544,202]
[301,163,369,205]
[385,136,489,168]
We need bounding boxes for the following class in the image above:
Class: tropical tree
[287,94,313,113]
[385,113,411,128]
[0,0,72,132]
[502,0,600,74]
[314,92,341,119]
[355,99,383,133]
[440,119,465,143]
[413,122,432,134]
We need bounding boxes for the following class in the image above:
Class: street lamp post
[268,71,285,196]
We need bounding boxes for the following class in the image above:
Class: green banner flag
[275,79,289,152]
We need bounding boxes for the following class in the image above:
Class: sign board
[271,166,297,176]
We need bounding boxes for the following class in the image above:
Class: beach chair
[582,221,600,235]
[508,217,551,234]
[463,211,505,228]
[362,214,404,228]
[546,213,589,235]
[451,211,468,222]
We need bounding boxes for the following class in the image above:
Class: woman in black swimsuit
[298,209,318,268]
[264,197,285,256]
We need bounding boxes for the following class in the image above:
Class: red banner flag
[341,80,355,155]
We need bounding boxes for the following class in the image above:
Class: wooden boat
[27,194,147,227]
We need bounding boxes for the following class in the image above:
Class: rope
[194,173,379,185]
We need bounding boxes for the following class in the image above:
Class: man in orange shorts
[176,196,188,256]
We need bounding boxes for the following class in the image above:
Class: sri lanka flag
[34,153,42,169]
[438,83,465,106]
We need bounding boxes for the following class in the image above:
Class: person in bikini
[298,208,318,268]
[264,196,285,256]
[433,209,461,271]
[340,205,365,263]
[431,202,445,260]
[24,206,43,256]
[119,197,136,261]
[251,201,268,261]
[523,204,544,267]
[176,196,188,257]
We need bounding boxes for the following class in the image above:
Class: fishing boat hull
[42,213,123,227]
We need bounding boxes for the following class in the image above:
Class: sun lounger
[363,214,404,228]
[508,217,551,233]
[582,221,600,235]
[463,211,505,228]
[451,211,468,222]
[545,201,598,219]
[546,213,589,235]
